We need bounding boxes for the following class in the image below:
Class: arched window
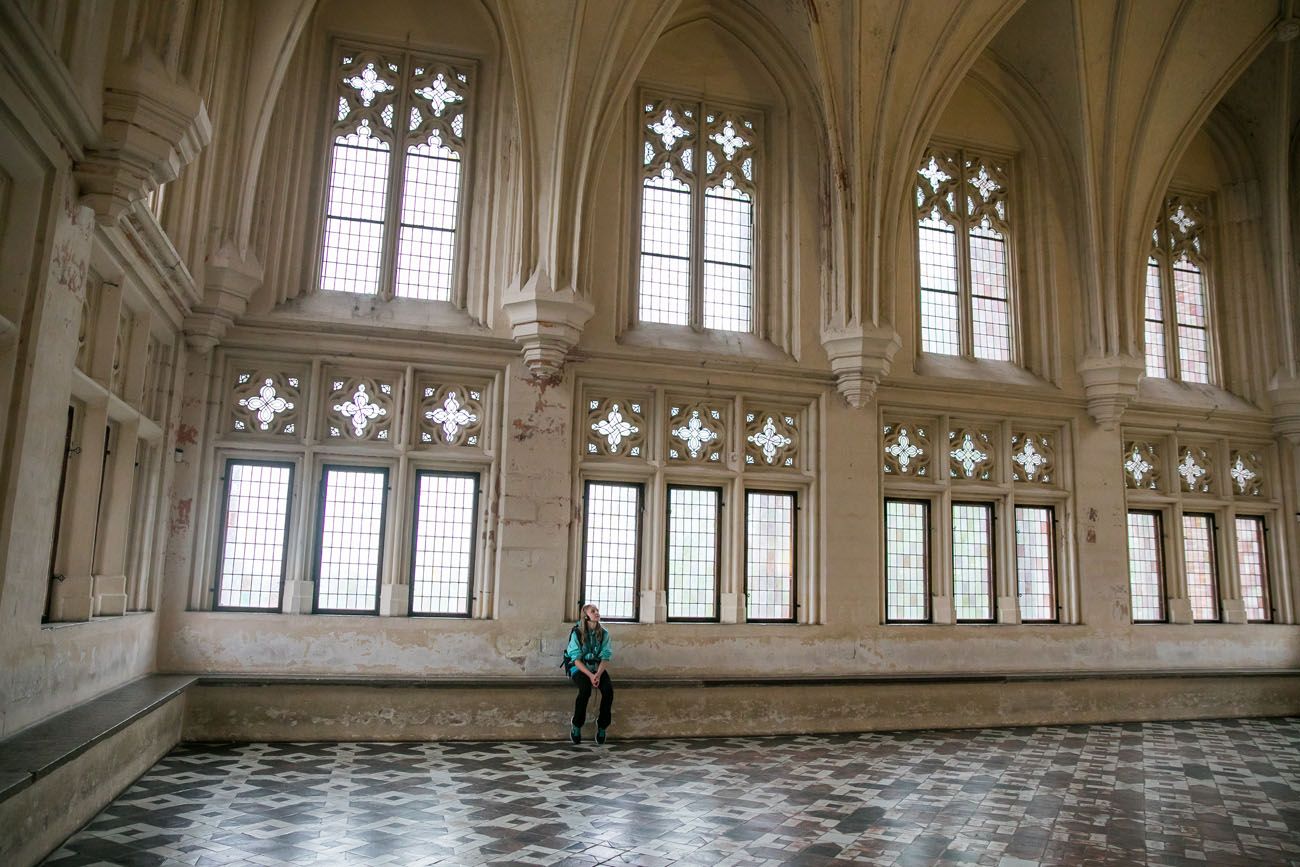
[914,146,1014,361]
[320,44,473,301]
[1143,194,1213,384]
[637,92,760,333]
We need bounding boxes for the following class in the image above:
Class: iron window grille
[952,501,996,623]
[885,498,931,623]
[580,480,643,622]
[312,464,389,614]
[744,489,797,623]
[665,484,724,622]
[408,470,480,617]
[214,459,296,612]
[1126,510,1167,623]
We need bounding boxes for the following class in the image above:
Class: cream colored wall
[2,0,1299,740]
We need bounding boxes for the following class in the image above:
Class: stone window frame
[48,274,175,622]
[1142,190,1222,385]
[912,139,1023,365]
[570,378,819,625]
[195,351,501,618]
[1120,429,1288,624]
[312,36,479,307]
[880,409,1075,626]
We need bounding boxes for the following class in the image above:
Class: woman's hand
[589,672,600,688]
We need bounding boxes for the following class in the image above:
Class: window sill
[616,323,792,364]
[911,353,1053,390]
[1134,377,1260,415]
[40,611,154,631]
[269,292,494,338]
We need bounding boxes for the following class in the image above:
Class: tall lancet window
[1143,195,1213,383]
[637,92,760,333]
[321,45,472,302]
[914,147,1014,360]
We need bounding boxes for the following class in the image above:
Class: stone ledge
[0,674,195,804]
[189,668,1300,690]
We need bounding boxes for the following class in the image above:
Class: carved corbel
[820,323,902,408]
[502,268,594,381]
[183,244,263,353]
[1078,353,1145,429]
[1268,371,1300,445]
[75,46,212,225]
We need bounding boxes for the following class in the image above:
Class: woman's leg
[596,672,614,729]
[572,672,593,727]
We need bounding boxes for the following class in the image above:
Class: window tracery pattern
[417,381,484,447]
[322,45,472,301]
[914,146,1013,360]
[1010,431,1055,484]
[1143,194,1213,383]
[231,369,304,437]
[744,409,797,469]
[1122,440,1161,491]
[882,421,932,477]
[324,374,396,442]
[667,401,725,463]
[1229,448,1264,497]
[1176,444,1214,494]
[585,397,647,459]
[947,427,994,480]
[638,92,760,333]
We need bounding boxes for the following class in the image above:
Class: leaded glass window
[745,490,795,622]
[885,499,929,622]
[1126,510,1166,622]
[638,92,760,333]
[321,45,472,301]
[1144,195,1214,383]
[580,481,642,621]
[1235,516,1271,623]
[215,460,294,611]
[1015,505,1056,622]
[952,502,995,622]
[313,465,388,613]
[914,146,1014,360]
[666,485,722,621]
[1182,513,1219,622]
[409,471,478,616]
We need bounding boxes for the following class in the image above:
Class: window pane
[315,467,387,612]
[953,503,994,621]
[217,462,293,610]
[638,175,692,325]
[410,473,477,616]
[1015,506,1055,622]
[746,491,794,621]
[395,139,461,301]
[1127,511,1165,621]
[918,217,960,355]
[1173,259,1210,383]
[1182,513,1218,622]
[320,131,390,294]
[885,499,928,621]
[1144,258,1167,378]
[1235,516,1270,622]
[968,224,1011,361]
[582,482,640,620]
[702,186,753,332]
[667,486,720,620]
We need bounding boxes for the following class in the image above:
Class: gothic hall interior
[1,0,1299,864]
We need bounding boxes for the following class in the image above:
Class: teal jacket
[565,625,612,675]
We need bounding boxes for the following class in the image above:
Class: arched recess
[247,0,514,330]
[894,50,1084,387]
[583,0,833,358]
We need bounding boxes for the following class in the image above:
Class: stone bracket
[1268,371,1300,445]
[75,47,212,225]
[502,268,594,381]
[183,244,264,353]
[1078,353,1145,429]
[820,323,903,408]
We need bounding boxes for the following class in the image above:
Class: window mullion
[379,53,412,302]
[1160,253,1179,381]
[690,100,706,330]
[956,154,975,357]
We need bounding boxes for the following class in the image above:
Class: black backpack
[560,624,580,676]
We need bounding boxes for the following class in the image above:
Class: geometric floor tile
[43,717,1300,866]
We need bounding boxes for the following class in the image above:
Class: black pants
[571,671,614,729]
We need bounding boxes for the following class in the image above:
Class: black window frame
[1128,508,1168,623]
[579,479,644,623]
[407,468,480,618]
[664,483,724,623]
[743,488,798,623]
[1182,511,1221,623]
[213,458,297,613]
[1013,503,1058,624]
[312,463,389,615]
[884,497,932,624]
[1234,514,1273,624]
[951,500,997,624]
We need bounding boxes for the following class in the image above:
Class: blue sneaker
[596,728,607,745]
[570,726,581,744]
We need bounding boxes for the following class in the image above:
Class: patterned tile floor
[44,717,1300,866]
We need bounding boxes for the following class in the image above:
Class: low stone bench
[0,674,195,867]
